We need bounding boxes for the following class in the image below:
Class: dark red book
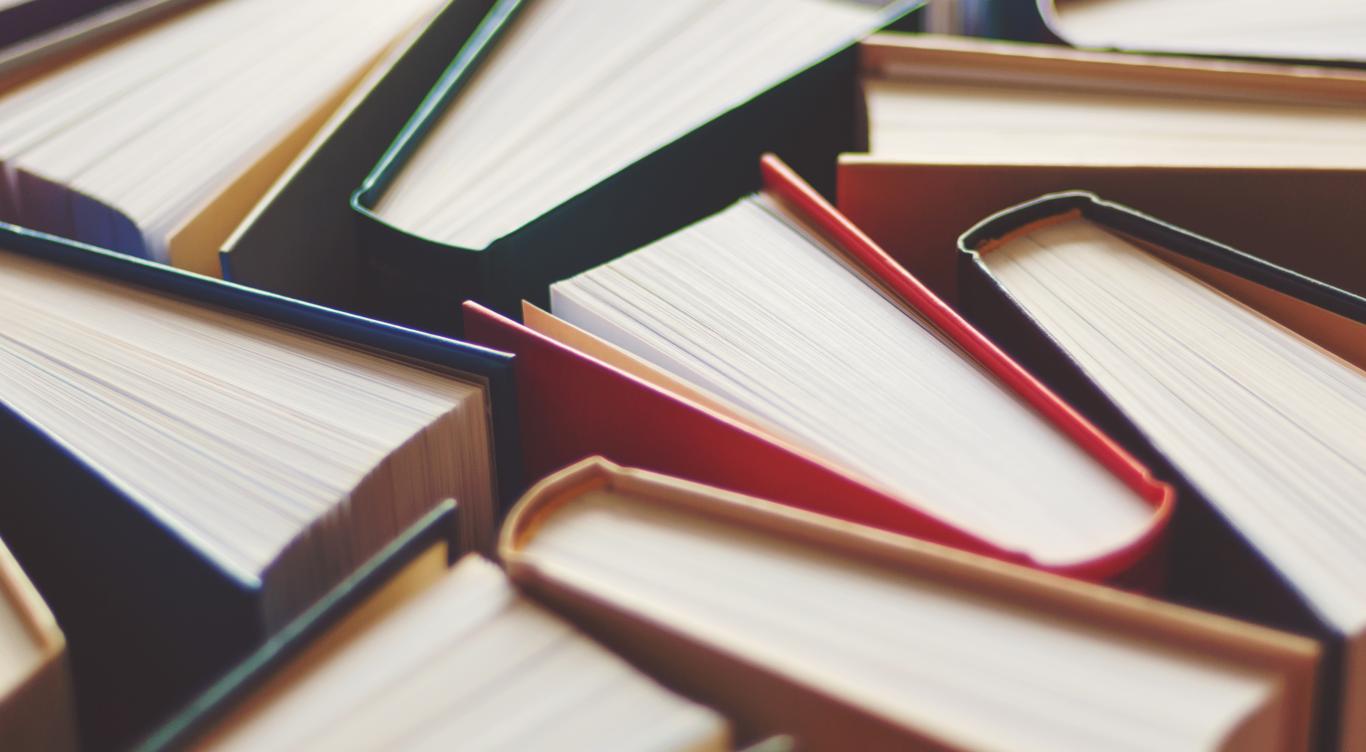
[465,155,1172,586]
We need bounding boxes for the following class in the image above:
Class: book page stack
[0,0,439,272]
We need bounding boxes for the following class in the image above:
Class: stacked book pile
[0,1,1361,750]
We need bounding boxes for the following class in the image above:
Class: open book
[502,458,1319,751]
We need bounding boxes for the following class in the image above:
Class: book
[957,191,1366,750]
[347,0,919,334]
[502,457,1321,751]
[0,0,443,276]
[1039,0,1366,66]
[137,500,461,750]
[548,154,1172,572]
[219,0,496,312]
[0,531,76,751]
[840,34,1366,301]
[466,154,1172,584]
[0,221,520,746]
[162,551,731,751]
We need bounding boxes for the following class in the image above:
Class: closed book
[0,0,441,275]
[137,501,462,751]
[502,457,1320,751]
[347,0,921,336]
[839,33,1366,303]
[957,192,1366,750]
[463,155,1172,585]
[142,508,731,752]
[0,221,521,747]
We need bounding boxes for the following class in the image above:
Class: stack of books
[0,1,1362,750]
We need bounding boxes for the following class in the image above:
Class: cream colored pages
[0,245,494,628]
[983,218,1366,633]
[522,303,757,425]
[0,0,440,267]
[1051,0,1366,62]
[197,556,729,752]
[514,486,1293,751]
[864,75,1366,167]
[551,194,1152,567]
[980,218,1366,746]
[373,0,888,250]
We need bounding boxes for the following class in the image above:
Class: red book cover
[464,155,1173,586]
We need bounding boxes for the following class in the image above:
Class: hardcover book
[502,458,1320,751]
[0,220,520,746]
[0,0,442,275]
[344,0,921,334]
[839,33,1366,301]
[957,191,1366,749]
[464,155,1172,585]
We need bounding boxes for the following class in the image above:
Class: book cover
[839,34,1366,302]
[957,190,1366,749]
[0,220,522,747]
[135,502,460,752]
[348,0,923,336]
[463,155,1173,586]
[502,457,1319,751]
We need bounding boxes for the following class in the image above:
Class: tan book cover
[502,457,1320,751]
[843,34,1366,302]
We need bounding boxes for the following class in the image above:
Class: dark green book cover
[348,0,924,336]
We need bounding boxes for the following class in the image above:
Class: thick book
[1039,0,1366,66]
[838,33,1366,303]
[957,192,1366,750]
[502,457,1321,751]
[0,531,76,751]
[464,154,1172,585]
[0,0,442,276]
[0,220,521,747]
[141,511,730,751]
[342,0,920,336]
